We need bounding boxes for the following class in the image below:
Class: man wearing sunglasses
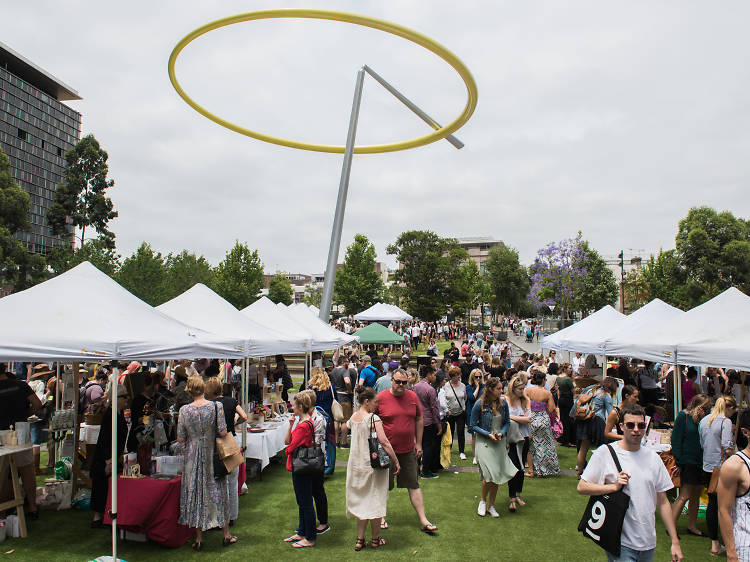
[578,404,683,561]
[376,369,438,535]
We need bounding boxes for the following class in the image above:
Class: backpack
[573,389,597,421]
[79,380,97,414]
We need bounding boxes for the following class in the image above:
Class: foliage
[47,236,121,277]
[333,234,384,315]
[637,249,690,308]
[302,285,322,307]
[448,259,483,316]
[623,267,650,312]
[213,241,264,309]
[47,134,118,248]
[386,230,470,320]
[116,242,167,306]
[162,250,214,302]
[0,148,47,290]
[268,273,294,305]
[574,241,618,313]
[528,234,586,316]
[484,242,530,316]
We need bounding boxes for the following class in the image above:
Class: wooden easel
[0,445,30,538]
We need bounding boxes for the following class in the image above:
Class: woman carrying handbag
[346,387,399,551]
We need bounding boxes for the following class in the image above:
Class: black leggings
[447,414,466,454]
[311,472,328,526]
[507,443,525,498]
[704,471,719,540]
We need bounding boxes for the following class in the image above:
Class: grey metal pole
[363,65,464,149]
[319,68,366,322]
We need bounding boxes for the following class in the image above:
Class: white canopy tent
[282,302,358,350]
[353,302,413,322]
[156,284,302,357]
[241,296,312,353]
[599,299,684,355]
[541,305,625,353]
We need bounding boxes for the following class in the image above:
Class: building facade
[457,236,502,273]
[0,41,81,256]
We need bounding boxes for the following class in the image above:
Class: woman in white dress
[346,386,400,551]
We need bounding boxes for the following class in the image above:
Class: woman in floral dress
[525,370,560,477]
[177,376,237,550]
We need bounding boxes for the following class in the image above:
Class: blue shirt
[359,366,378,388]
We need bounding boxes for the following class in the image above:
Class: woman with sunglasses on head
[469,377,516,517]
[700,395,738,556]
[671,394,712,538]
[466,369,486,465]
[506,374,531,510]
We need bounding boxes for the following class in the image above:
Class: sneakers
[421,472,439,479]
[477,500,487,517]
[472,457,478,465]
[488,506,500,518]
[459,453,467,460]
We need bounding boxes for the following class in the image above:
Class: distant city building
[0,41,82,256]
[457,236,502,273]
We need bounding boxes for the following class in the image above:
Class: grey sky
[4,1,749,272]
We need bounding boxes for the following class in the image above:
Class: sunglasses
[623,422,647,430]
[393,379,408,385]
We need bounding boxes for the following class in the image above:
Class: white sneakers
[477,500,487,517]
[488,506,500,518]
[459,453,467,460]
[472,457,478,465]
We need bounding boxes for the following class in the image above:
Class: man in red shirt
[377,369,438,535]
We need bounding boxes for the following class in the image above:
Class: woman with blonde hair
[177,376,235,550]
[308,367,336,475]
[672,393,712,537]
[465,368,486,465]
[505,374,531,510]
[700,394,738,555]
[406,368,419,390]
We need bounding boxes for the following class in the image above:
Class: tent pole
[111,366,119,562]
[673,352,679,422]
[242,358,247,450]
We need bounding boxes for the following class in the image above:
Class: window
[17,128,27,140]
[56,146,63,157]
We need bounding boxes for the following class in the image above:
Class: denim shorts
[606,546,655,562]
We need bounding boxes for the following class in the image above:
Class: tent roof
[607,287,750,369]
[541,305,625,353]
[353,323,404,345]
[0,262,245,361]
[599,299,684,354]
[156,284,305,356]
[353,302,413,322]
[241,297,312,353]
[282,303,358,350]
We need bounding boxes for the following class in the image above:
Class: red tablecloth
[104,476,194,548]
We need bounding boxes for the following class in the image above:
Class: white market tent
[353,302,413,322]
[156,283,304,357]
[241,296,312,353]
[0,261,245,361]
[541,305,625,353]
[607,287,750,370]
[283,302,358,350]
[599,299,684,355]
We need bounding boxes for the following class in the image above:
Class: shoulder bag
[448,382,465,417]
[292,420,325,475]
[507,401,525,444]
[578,444,630,557]
[368,414,391,469]
[212,402,229,478]
[708,418,727,494]
[330,384,344,422]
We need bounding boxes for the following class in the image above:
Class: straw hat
[30,363,54,380]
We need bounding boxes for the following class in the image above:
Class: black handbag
[368,415,390,469]
[212,403,229,478]
[578,445,630,557]
[292,420,325,475]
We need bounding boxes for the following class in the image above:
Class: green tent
[353,323,404,345]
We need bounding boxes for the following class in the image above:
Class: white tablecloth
[235,418,288,469]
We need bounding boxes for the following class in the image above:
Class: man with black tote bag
[578,403,683,561]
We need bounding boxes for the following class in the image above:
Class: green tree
[484,242,530,316]
[303,285,323,307]
[639,249,690,308]
[623,267,650,312]
[116,242,167,305]
[47,134,117,248]
[47,236,121,277]
[448,259,482,317]
[213,241,264,309]
[0,148,47,290]
[574,242,618,314]
[162,250,214,301]
[268,273,294,305]
[333,234,384,315]
[386,230,470,321]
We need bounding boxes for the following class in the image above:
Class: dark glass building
[0,41,81,256]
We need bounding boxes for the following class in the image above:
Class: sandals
[283,535,303,543]
[420,523,438,535]
[524,471,535,478]
[292,541,315,548]
[223,535,238,547]
[517,497,526,507]
[380,520,389,530]
[354,537,366,551]
[370,537,386,549]
[509,499,518,513]
[191,541,202,551]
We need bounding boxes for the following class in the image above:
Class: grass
[6,444,711,561]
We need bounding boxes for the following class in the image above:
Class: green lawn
[6,445,711,561]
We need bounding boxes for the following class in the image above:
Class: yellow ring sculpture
[168,9,478,154]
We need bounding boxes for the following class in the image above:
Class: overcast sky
[5,1,749,272]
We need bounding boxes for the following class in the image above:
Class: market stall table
[236,417,289,470]
[0,444,32,538]
[104,475,193,548]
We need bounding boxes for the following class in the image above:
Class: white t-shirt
[572,355,584,374]
[581,443,673,551]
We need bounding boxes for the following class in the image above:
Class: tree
[162,250,214,302]
[116,242,167,305]
[638,249,691,309]
[623,267,650,312]
[0,148,47,290]
[213,241,264,309]
[47,236,121,277]
[303,285,323,308]
[448,259,482,318]
[268,273,294,305]
[48,134,117,248]
[574,242,618,314]
[386,230,470,321]
[333,234,384,315]
[528,234,586,319]
[484,242,530,316]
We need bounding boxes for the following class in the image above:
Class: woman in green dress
[469,377,517,518]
